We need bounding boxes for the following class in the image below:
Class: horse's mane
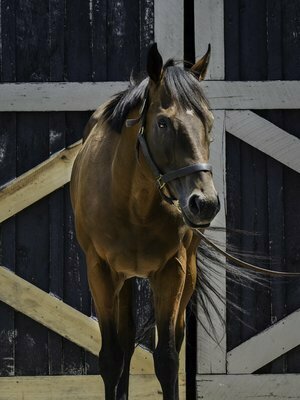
[102,60,213,134]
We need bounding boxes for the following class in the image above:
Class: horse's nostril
[188,194,220,220]
[188,195,202,216]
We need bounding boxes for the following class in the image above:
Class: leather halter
[126,94,213,205]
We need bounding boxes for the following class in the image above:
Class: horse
[70,43,220,400]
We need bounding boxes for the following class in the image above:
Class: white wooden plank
[0,374,186,400]
[0,141,82,223]
[227,308,300,374]
[0,81,128,111]
[194,0,224,80]
[197,111,227,374]
[1,81,300,111]
[154,0,183,62]
[226,110,300,173]
[0,266,154,375]
[197,374,300,399]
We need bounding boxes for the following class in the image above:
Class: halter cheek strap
[137,128,212,204]
[126,93,213,205]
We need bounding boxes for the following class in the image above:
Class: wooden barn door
[0,0,186,398]
[196,1,300,399]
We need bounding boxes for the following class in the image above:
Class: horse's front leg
[150,252,187,400]
[86,245,125,400]
[116,278,136,400]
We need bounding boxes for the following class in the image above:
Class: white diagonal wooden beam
[226,110,300,173]
[227,308,300,374]
[1,81,300,111]
[0,266,155,374]
[0,141,82,223]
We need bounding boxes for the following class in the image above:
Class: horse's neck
[111,127,160,222]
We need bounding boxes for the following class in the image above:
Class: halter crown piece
[125,91,213,205]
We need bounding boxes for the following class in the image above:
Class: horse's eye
[158,119,168,129]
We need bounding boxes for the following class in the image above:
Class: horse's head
[143,44,220,228]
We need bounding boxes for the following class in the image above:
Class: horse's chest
[102,227,183,278]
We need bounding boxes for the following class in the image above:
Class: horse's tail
[193,231,267,341]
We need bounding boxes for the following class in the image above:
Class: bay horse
[70,43,220,400]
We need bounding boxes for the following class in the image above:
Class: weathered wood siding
[225,0,300,373]
[0,0,154,376]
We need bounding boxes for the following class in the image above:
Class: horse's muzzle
[181,193,220,228]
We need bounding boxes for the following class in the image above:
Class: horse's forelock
[102,63,213,135]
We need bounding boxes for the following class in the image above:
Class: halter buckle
[156,175,166,190]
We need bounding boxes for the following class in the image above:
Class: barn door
[196,1,300,399]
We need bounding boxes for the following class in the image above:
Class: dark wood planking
[0,0,17,377]
[282,0,300,373]
[0,0,16,83]
[240,143,257,345]
[65,0,91,81]
[15,112,50,375]
[49,0,65,82]
[234,0,269,349]
[48,0,66,375]
[264,0,287,374]
[248,0,271,355]
[239,0,267,81]
[224,0,243,352]
[224,0,300,374]
[64,110,96,374]
[225,134,242,352]
[139,0,154,72]
[107,0,140,80]
[91,0,107,81]
[0,114,17,377]
[240,0,269,355]
[224,0,240,80]
[64,0,94,374]
[284,159,300,373]
[14,1,50,375]
[15,1,49,82]
[252,147,270,374]
[64,0,95,362]
[64,111,97,374]
[63,188,88,374]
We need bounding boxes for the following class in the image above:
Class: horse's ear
[191,44,211,81]
[147,43,163,83]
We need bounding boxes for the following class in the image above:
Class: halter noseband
[126,93,213,205]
